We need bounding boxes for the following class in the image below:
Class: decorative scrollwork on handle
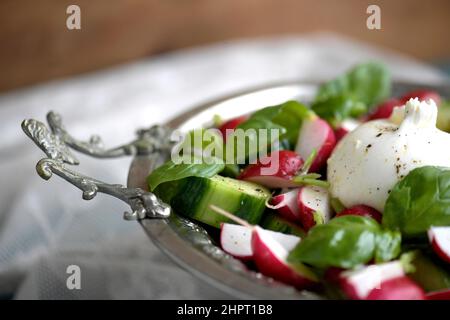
[47,111,174,157]
[22,118,79,165]
[21,111,173,220]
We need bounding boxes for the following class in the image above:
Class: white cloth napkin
[0,33,447,299]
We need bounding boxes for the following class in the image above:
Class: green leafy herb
[147,129,226,191]
[288,215,401,269]
[292,174,330,188]
[399,251,417,274]
[147,160,224,191]
[312,62,391,127]
[382,166,450,238]
[212,114,223,127]
[300,148,317,174]
[330,197,345,214]
[312,96,366,128]
[374,229,402,263]
[312,211,325,225]
[233,101,312,161]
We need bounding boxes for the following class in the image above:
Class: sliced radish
[335,205,382,224]
[334,119,361,142]
[340,261,405,300]
[269,189,301,223]
[365,276,425,300]
[220,223,253,260]
[400,89,441,106]
[426,289,450,300]
[218,115,248,140]
[220,223,300,261]
[366,98,403,121]
[428,227,450,264]
[295,116,336,173]
[297,185,332,231]
[212,205,317,289]
[238,150,304,188]
[251,226,318,289]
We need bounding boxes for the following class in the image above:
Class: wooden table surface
[1,0,449,92]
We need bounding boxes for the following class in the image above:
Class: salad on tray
[147,62,450,300]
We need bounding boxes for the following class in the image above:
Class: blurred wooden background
[1,0,449,92]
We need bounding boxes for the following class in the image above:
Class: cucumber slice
[155,175,270,228]
[260,213,305,238]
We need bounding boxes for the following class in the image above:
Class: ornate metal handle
[46,111,174,157]
[21,111,174,220]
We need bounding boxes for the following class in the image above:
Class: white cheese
[327,98,450,212]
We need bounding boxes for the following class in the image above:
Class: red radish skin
[367,98,403,121]
[297,186,331,231]
[366,90,441,122]
[218,115,248,140]
[426,289,450,300]
[251,227,317,289]
[269,189,301,223]
[220,223,301,261]
[365,277,425,300]
[238,150,304,188]
[334,127,348,143]
[295,117,336,173]
[335,119,361,142]
[220,223,253,260]
[335,205,382,224]
[339,261,405,300]
[428,227,450,264]
[400,90,441,106]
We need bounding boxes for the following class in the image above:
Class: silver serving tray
[22,81,450,299]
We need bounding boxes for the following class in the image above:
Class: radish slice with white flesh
[269,188,301,223]
[220,223,300,260]
[340,261,405,300]
[238,150,304,188]
[251,226,318,289]
[297,185,332,231]
[212,206,317,289]
[220,223,253,260]
[428,227,450,264]
[295,116,336,173]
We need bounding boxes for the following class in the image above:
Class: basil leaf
[288,215,401,268]
[374,229,402,263]
[312,62,391,126]
[147,160,224,191]
[311,95,366,128]
[287,216,380,269]
[235,100,311,151]
[383,166,450,238]
[147,129,225,191]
